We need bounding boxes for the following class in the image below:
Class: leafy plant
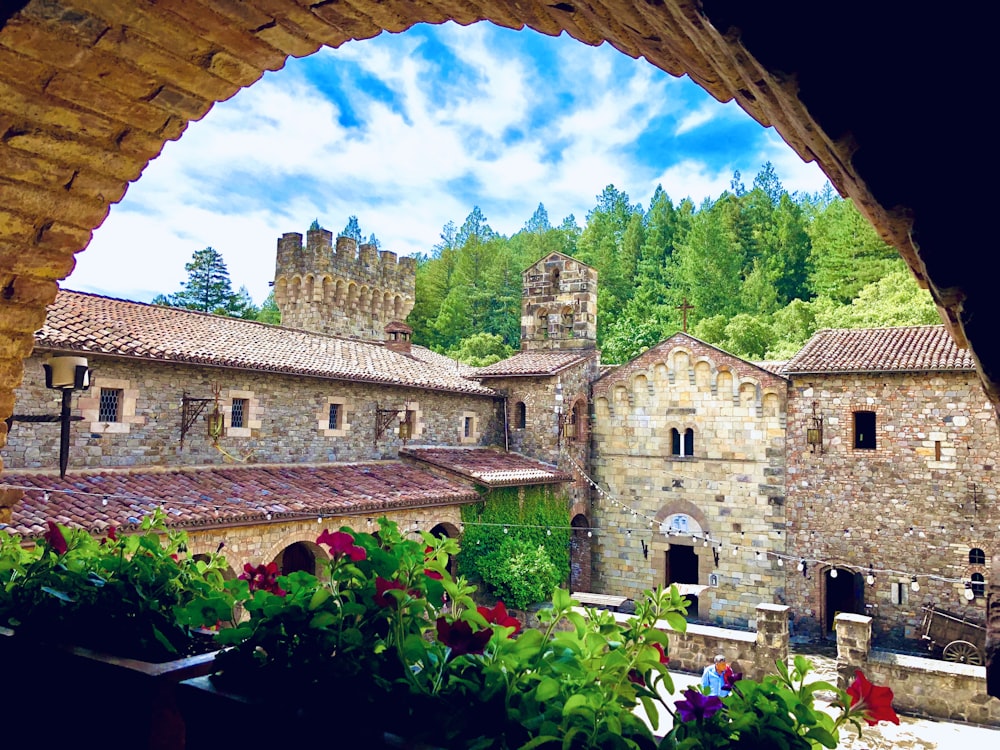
[0,509,236,661]
[211,519,898,748]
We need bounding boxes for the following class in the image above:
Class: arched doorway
[429,522,460,577]
[277,541,317,575]
[824,568,863,633]
[570,513,592,591]
[666,542,700,618]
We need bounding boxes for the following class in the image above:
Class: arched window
[971,572,986,599]
[970,548,985,565]
[670,428,694,457]
[514,401,526,429]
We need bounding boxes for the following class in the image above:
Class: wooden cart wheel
[942,640,984,665]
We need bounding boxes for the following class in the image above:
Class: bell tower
[520,252,597,351]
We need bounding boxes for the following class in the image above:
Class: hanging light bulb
[754,550,762,560]
[732,545,739,556]
[703,538,708,547]
[866,573,875,586]
[503,526,509,534]
[797,559,805,572]
[777,557,784,567]
[587,530,592,538]
[911,576,920,592]
[830,568,838,578]
[964,583,975,601]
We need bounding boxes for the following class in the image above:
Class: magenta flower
[44,521,68,555]
[374,576,406,607]
[675,688,724,722]
[316,529,366,561]
[435,617,492,656]
[239,561,287,596]
[477,602,521,635]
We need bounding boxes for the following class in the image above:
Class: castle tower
[273,226,416,340]
[520,252,597,351]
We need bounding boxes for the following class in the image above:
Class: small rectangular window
[890,581,908,605]
[99,388,122,422]
[328,403,341,430]
[464,416,473,438]
[231,398,248,429]
[853,411,876,450]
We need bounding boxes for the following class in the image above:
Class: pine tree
[168,247,236,313]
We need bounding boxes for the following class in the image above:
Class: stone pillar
[0,487,24,527]
[835,612,872,690]
[754,603,790,680]
[987,555,1000,698]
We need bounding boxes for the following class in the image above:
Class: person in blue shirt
[701,654,735,697]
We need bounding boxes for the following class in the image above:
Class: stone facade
[590,333,788,627]
[785,370,1000,646]
[2,353,500,470]
[274,228,416,340]
[520,252,598,351]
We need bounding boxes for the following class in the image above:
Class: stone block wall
[786,371,999,644]
[520,253,597,351]
[590,335,788,626]
[274,229,416,340]
[2,354,499,470]
[836,612,1000,726]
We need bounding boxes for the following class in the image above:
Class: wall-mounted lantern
[6,355,90,477]
[806,401,823,453]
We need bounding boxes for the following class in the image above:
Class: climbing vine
[458,485,570,609]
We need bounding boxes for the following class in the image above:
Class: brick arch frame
[650,499,713,590]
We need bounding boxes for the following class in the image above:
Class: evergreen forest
[406,163,939,366]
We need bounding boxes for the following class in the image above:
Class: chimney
[385,321,413,355]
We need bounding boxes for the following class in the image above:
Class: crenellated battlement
[274,226,416,340]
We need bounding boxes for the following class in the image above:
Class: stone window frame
[889,580,909,605]
[513,401,527,429]
[400,401,423,440]
[853,410,877,450]
[460,410,479,444]
[225,388,261,438]
[670,427,695,457]
[316,395,352,438]
[79,376,144,434]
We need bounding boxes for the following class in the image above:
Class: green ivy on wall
[458,485,570,609]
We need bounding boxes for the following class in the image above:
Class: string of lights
[559,453,986,596]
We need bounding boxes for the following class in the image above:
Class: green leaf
[535,677,560,701]
[663,611,687,632]
[804,726,839,748]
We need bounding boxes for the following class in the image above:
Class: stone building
[474,252,601,591]
[0,238,574,582]
[588,332,788,627]
[783,326,1000,650]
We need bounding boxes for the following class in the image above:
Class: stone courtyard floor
[643,651,1000,749]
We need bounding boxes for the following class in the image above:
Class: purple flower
[675,688,724,723]
[435,617,492,656]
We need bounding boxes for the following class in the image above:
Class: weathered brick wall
[590,335,787,627]
[2,353,500,470]
[274,229,416,340]
[787,371,1000,645]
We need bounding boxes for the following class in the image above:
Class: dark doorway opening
[666,545,699,619]
[825,569,863,632]
[570,514,591,591]
[279,541,315,575]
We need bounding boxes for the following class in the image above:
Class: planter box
[0,626,218,749]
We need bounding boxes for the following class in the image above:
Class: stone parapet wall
[2,354,498,470]
[274,230,416,340]
[786,371,999,643]
[836,612,1000,726]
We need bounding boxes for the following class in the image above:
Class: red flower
[628,642,669,686]
[477,601,521,635]
[374,576,406,607]
[652,641,669,665]
[239,561,287,596]
[44,521,68,555]
[847,670,899,726]
[316,529,366,561]
[435,617,492,656]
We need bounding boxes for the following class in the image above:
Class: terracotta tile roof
[474,350,594,378]
[783,326,976,374]
[399,447,571,487]
[753,360,788,375]
[0,462,479,539]
[408,346,477,377]
[37,291,495,396]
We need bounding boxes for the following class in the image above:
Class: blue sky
[70,22,831,306]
